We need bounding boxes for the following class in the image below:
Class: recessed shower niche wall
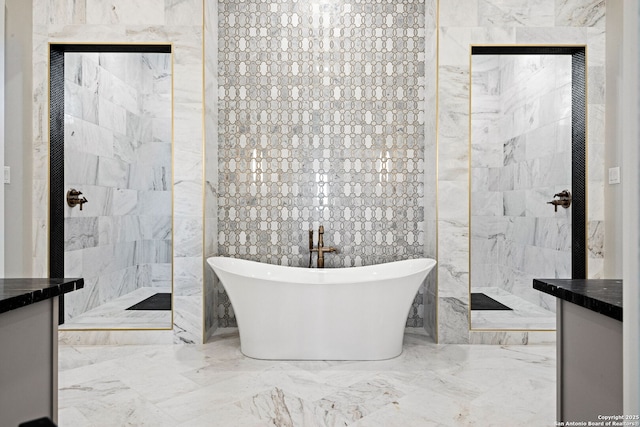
[50,44,174,330]
[469,46,587,331]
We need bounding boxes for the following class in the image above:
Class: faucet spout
[309,225,338,268]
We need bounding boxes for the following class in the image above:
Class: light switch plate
[3,166,9,184]
[608,166,621,185]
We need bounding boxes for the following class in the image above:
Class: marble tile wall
[62,52,172,322]
[422,0,438,341]
[215,0,432,328]
[33,0,206,344]
[204,0,219,340]
[437,0,606,344]
[34,0,606,345]
[470,54,572,314]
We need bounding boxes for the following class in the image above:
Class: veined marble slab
[58,328,556,426]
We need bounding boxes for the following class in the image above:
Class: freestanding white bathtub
[207,257,437,361]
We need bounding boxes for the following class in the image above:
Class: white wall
[609,0,640,414]
[621,0,640,415]
[605,0,623,279]
[4,0,32,277]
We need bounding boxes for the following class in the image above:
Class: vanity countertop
[0,278,84,314]
[533,278,622,322]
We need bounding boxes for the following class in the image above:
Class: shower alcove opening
[469,45,587,331]
[49,43,174,331]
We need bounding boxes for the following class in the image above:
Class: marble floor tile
[58,328,556,426]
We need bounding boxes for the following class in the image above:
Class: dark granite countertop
[533,278,622,322]
[0,278,84,314]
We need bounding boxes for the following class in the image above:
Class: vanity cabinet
[534,279,622,424]
[0,278,83,426]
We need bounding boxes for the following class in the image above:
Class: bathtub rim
[207,256,437,285]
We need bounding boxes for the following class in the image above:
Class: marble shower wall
[470,54,572,313]
[33,0,206,344]
[215,0,435,328]
[62,52,172,322]
[438,0,606,344]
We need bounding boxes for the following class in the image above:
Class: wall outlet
[3,166,9,184]
[608,166,621,185]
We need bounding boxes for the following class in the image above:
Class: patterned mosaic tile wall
[217,0,427,327]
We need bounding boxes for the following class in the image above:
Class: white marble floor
[60,288,172,330]
[471,287,556,330]
[58,328,556,426]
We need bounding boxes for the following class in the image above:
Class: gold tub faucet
[309,225,338,268]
